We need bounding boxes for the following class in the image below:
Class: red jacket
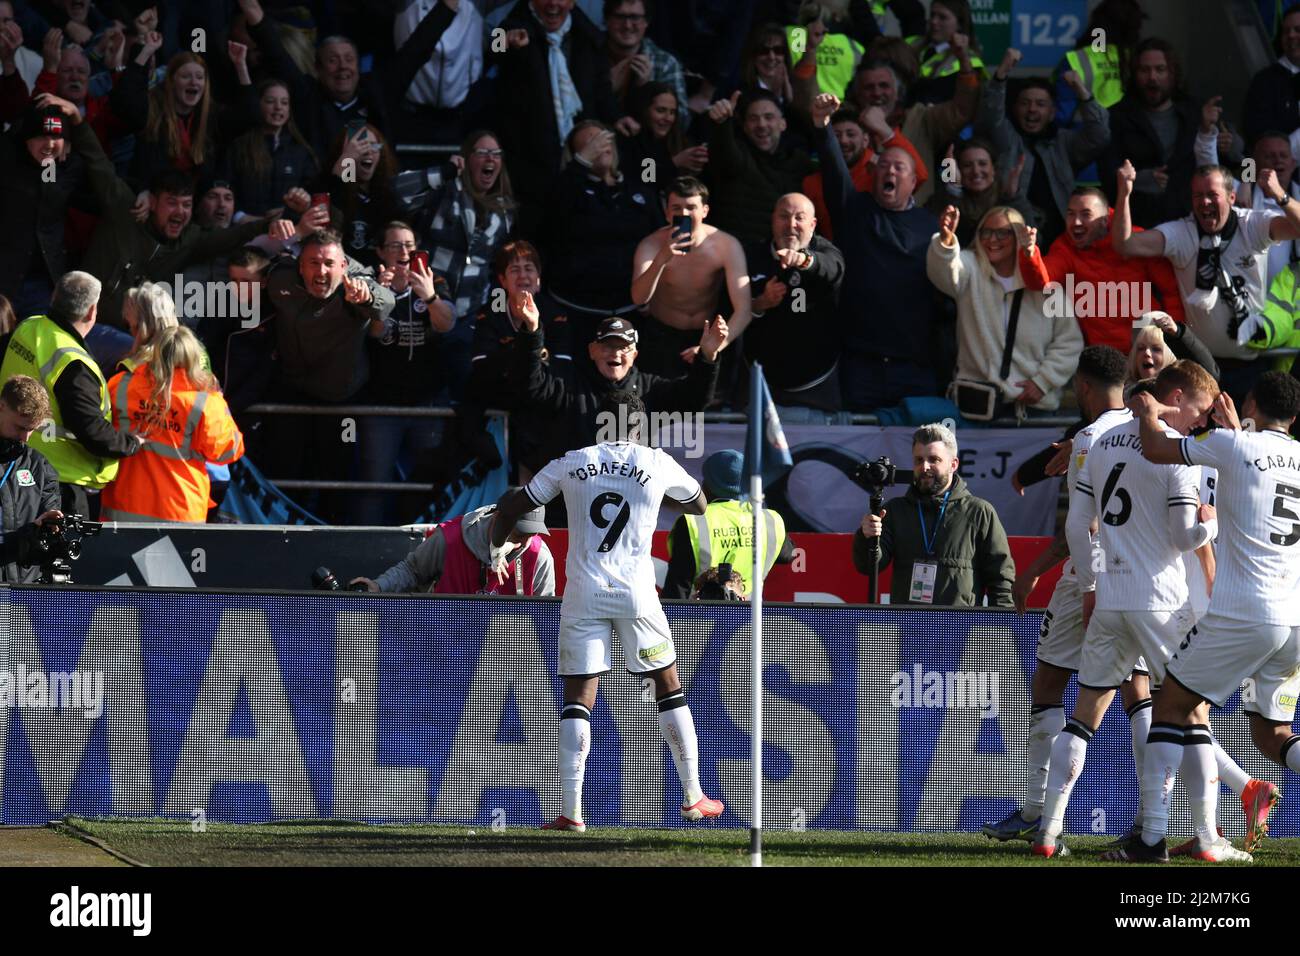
[803,129,929,241]
[1018,216,1186,353]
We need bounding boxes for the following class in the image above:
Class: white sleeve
[661,451,703,504]
[1243,208,1284,254]
[1155,220,1196,268]
[1167,464,1214,552]
[1066,454,1101,592]
[525,456,567,505]
[1180,428,1235,470]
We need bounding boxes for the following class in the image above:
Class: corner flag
[742,363,792,488]
[739,362,790,869]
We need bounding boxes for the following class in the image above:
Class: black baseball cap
[594,317,638,345]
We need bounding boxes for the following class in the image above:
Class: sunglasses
[978,227,1015,242]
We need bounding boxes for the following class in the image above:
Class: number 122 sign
[973,0,1087,69]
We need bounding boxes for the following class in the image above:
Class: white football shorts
[1167,611,1300,722]
[558,608,678,676]
[1079,606,1193,690]
[1038,578,1149,676]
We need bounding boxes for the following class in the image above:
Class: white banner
[663,425,1061,536]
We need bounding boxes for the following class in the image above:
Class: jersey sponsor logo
[638,640,670,659]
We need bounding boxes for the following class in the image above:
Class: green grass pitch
[54,818,1300,867]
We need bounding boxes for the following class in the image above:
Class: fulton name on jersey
[1094,431,1143,453]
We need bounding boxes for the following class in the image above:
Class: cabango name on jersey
[569,460,652,486]
[1249,452,1300,473]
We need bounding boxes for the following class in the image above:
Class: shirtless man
[630,176,751,374]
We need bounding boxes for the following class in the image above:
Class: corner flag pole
[747,369,765,868]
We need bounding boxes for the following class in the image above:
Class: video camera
[692,562,747,602]
[852,456,896,503]
[312,566,371,592]
[20,513,103,584]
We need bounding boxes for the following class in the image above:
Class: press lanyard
[917,489,952,556]
[0,459,17,494]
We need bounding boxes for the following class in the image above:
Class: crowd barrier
[3,588,1290,837]
[57,523,1065,607]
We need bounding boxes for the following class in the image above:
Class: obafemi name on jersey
[525,441,702,619]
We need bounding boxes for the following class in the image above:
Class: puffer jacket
[0,441,61,583]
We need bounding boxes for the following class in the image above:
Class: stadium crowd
[0,0,1296,528]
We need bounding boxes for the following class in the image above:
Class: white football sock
[1039,719,1093,838]
[1141,724,1185,846]
[1023,704,1064,822]
[658,690,703,805]
[559,703,591,822]
[1126,697,1153,822]
[1183,724,1219,844]
[1212,735,1249,796]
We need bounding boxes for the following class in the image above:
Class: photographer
[350,488,556,596]
[853,422,1014,607]
[0,374,63,583]
[662,449,793,599]
[691,564,747,601]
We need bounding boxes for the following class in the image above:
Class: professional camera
[312,566,371,592]
[851,456,896,496]
[691,563,748,602]
[21,513,103,584]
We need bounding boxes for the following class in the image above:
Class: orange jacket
[803,129,930,240]
[101,366,244,523]
[1018,213,1186,352]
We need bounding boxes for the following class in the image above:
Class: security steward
[0,375,65,583]
[662,448,794,599]
[0,272,143,518]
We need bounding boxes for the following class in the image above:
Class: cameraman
[691,564,748,601]
[350,488,556,596]
[0,375,63,583]
[853,422,1015,607]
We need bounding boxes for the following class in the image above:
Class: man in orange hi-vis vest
[101,326,244,523]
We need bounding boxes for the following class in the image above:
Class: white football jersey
[526,441,702,618]
[1072,419,1205,610]
[1180,428,1300,624]
[1185,466,1218,619]
[1061,407,1133,587]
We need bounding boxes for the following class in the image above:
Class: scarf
[1192,209,1250,337]
[533,10,582,142]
